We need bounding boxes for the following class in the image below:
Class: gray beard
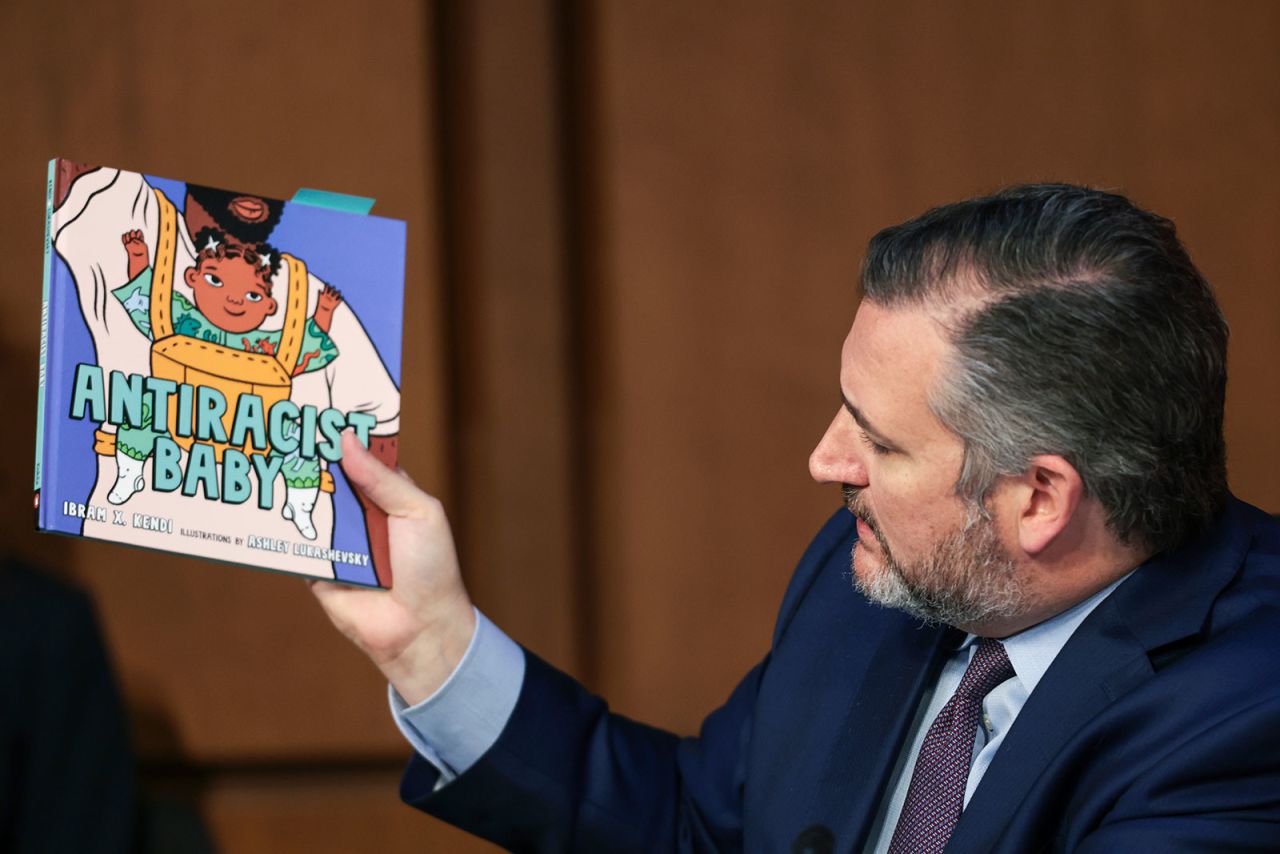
[845,487,1030,627]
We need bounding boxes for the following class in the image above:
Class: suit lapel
[809,616,959,852]
[943,598,1152,852]
[944,498,1254,852]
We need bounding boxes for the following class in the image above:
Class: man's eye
[858,429,890,456]
[203,273,223,287]
[246,292,262,303]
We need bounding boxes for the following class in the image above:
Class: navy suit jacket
[403,497,1280,852]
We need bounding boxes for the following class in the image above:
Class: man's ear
[1011,455,1084,556]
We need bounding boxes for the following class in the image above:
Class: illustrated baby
[109,228,342,540]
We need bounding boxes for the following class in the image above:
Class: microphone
[791,824,835,854]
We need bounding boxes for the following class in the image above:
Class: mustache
[839,483,890,558]
[841,484,879,535]
[844,483,885,537]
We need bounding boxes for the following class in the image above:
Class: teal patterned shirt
[111,267,339,374]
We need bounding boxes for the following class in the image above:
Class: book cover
[35,159,404,588]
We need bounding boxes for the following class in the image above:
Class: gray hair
[861,184,1229,554]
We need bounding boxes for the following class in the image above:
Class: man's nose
[808,411,868,486]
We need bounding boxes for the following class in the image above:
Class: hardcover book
[35,159,404,588]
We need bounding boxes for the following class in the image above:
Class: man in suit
[0,559,137,852]
[313,184,1280,851]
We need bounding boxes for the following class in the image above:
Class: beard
[186,184,285,245]
[842,484,1030,627]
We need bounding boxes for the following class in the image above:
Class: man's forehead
[837,300,955,445]
[842,300,950,378]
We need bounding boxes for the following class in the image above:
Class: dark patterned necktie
[888,637,1015,854]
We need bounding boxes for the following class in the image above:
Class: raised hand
[310,430,476,705]
[121,229,149,280]
[313,284,343,334]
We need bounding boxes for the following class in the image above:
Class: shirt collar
[957,571,1134,695]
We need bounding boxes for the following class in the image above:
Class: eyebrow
[841,391,899,448]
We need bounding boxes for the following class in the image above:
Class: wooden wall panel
[0,0,446,762]
[584,0,1280,732]
[4,0,1279,848]
[200,769,498,853]
[437,0,583,676]
[0,0,481,846]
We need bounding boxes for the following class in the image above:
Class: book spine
[34,159,56,529]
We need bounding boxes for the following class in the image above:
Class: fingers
[339,430,436,518]
[306,577,330,602]
[308,575,350,606]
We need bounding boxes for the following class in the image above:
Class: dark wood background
[2,1,1276,850]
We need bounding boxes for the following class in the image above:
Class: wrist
[381,601,477,706]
